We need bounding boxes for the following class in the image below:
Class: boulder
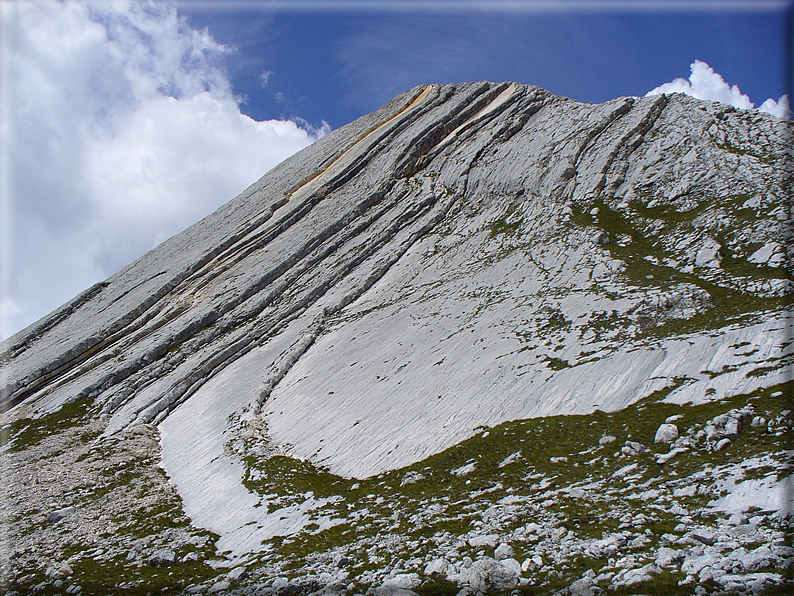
[727,513,749,526]
[374,573,420,595]
[707,413,742,441]
[715,572,784,593]
[694,237,723,268]
[569,577,595,596]
[655,547,684,568]
[593,230,610,245]
[468,534,498,548]
[618,563,660,587]
[748,242,785,267]
[682,553,718,576]
[587,536,619,559]
[400,471,425,486]
[272,577,289,591]
[522,555,543,572]
[468,557,520,593]
[622,441,648,456]
[690,529,717,546]
[424,558,448,576]
[148,549,176,568]
[654,423,679,443]
[739,545,778,572]
[227,566,247,582]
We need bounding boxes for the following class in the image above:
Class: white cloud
[259,70,274,87]
[646,59,791,120]
[757,95,792,120]
[2,0,324,340]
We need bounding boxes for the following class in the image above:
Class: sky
[1,0,792,340]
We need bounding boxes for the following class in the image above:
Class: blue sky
[181,1,791,129]
[1,0,792,340]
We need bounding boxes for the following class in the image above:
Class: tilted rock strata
[2,82,792,570]
[3,82,790,434]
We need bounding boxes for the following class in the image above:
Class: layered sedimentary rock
[2,83,792,572]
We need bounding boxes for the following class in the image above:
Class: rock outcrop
[1,82,792,594]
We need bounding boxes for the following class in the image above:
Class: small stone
[690,530,717,546]
[714,437,732,451]
[47,506,76,524]
[494,543,514,561]
[599,435,616,445]
[727,513,749,526]
[207,580,230,594]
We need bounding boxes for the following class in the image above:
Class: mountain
[1,82,792,596]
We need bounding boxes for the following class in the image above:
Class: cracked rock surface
[1,82,792,594]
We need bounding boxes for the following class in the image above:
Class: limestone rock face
[2,83,792,573]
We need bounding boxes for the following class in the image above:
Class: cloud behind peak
[646,59,791,119]
[2,0,321,339]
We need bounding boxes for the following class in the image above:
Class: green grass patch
[241,380,792,575]
[2,396,99,452]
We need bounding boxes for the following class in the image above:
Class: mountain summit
[2,82,792,595]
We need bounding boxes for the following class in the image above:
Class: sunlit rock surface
[2,83,792,575]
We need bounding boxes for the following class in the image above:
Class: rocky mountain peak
[2,82,791,595]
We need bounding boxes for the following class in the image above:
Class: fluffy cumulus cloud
[2,0,325,339]
[647,60,791,120]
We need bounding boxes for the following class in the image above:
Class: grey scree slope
[1,82,791,477]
